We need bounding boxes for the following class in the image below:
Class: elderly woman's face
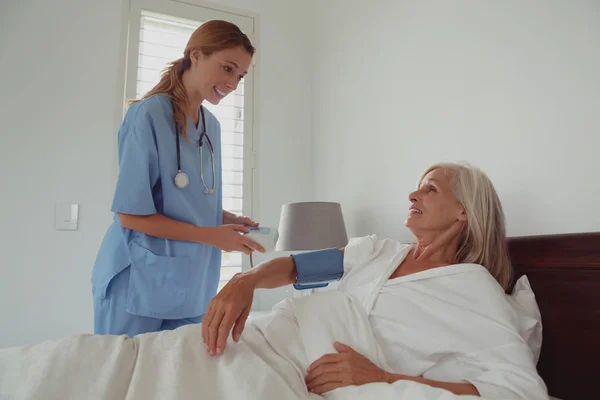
[405,168,466,235]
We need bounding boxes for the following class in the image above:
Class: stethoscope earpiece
[173,106,216,193]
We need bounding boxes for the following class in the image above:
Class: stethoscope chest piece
[174,171,189,189]
[173,105,215,193]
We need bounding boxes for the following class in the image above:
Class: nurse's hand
[202,272,256,356]
[231,215,259,227]
[207,225,265,255]
[223,211,259,227]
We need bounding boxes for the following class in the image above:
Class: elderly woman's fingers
[202,302,215,347]
[215,310,239,355]
[309,382,342,396]
[207,308,225,356]
[201,273,256,356]
[232,306,251,342]
[306,371,344,392]
[308,353,346,372]
[305,364,340,386]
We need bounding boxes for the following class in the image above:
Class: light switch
[55,203,79,231]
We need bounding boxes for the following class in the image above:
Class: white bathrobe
[333,234,549,399]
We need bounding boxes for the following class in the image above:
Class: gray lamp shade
[275,202,348,251]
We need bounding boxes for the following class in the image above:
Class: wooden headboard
[507,232,600,400]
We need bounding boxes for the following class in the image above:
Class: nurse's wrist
[222,210,237,224]
[194,226,214,245]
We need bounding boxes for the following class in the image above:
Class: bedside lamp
[276,201,348,251]
[276,202,348,294]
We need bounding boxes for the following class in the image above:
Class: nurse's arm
[118,213,213,243]
[117,213,262,254]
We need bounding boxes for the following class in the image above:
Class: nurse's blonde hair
[130,20,255,142]
[419,162,513,291]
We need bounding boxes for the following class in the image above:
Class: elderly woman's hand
[201,272,257,356]
[305,342,390,395]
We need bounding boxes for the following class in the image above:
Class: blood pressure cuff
[291,248,344,290]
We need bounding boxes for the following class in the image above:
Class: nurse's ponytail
[129,20,255,142]
[133,56,191,140]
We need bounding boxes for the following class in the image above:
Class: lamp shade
[275,202,348,251]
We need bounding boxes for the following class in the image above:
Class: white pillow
[507,275,543,364]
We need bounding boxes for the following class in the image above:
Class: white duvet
[1,290,481,400]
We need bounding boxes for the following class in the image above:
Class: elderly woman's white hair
[419,162,513,291]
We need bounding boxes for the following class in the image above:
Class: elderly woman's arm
[305,342,479,396]
[240,247,347,289]
[202,248,346,356]
[386,375,480,396]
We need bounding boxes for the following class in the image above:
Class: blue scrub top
[92,94,223,319]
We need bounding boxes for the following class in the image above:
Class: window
[124,0,257,291]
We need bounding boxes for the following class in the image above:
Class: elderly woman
[201,162,548,399]
[1,162,547,399]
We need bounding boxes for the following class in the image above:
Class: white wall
[3,0,599,348]
[0,0,124,348]
[312,0,600,241]
[0,0,315,347]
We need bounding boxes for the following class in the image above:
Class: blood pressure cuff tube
[291,248,344,290]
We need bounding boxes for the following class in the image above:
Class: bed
[0,232,598,400]
[507,232,600,400]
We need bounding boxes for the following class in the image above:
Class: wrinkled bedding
[0,291,482,400]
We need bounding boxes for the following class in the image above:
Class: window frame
[114,0,260,276]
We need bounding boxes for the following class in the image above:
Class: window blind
[135,10,247,290]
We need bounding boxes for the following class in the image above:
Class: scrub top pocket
[125,242,192,319]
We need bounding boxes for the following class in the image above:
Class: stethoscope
[174,106,216,194]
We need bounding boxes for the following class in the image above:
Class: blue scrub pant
[93,267,203,337]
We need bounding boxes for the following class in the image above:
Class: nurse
[91,20,265,337]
